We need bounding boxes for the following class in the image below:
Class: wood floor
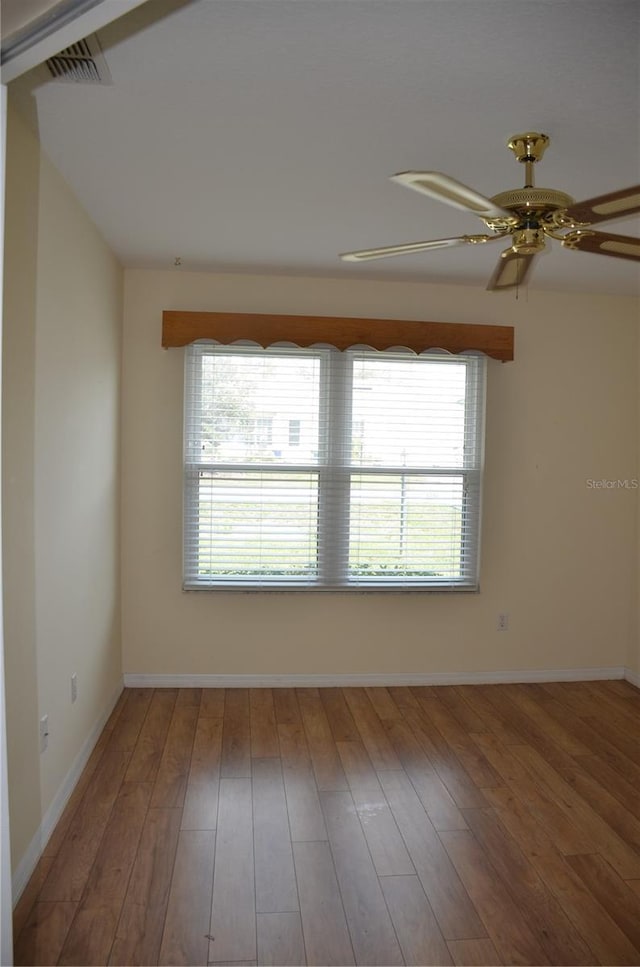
[12,680,640,966]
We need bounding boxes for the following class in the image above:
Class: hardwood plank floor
[13,681,640,965]
[125,689,178,783]
[158,829,215,966]
[58,781,153,965]
[209,778,255,963]
[319,789,403,965]
[181,716,223,830]
[256,911,306,967]
[252,758,298,914]
[293,840,354,966]
[108,806,182,966]
[380,874,452,965]
[336,740,414,876]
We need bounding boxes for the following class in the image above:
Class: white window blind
[184,343,486,589]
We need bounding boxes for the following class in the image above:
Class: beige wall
[636,327,640,681]
[3,101,41,875]
[122,269,638,678]
[2,103,123,874]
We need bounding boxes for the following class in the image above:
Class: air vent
[46,35,112,85]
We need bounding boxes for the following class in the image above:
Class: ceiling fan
[340,132,640,290]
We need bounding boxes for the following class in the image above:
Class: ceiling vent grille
[46,35,112,85]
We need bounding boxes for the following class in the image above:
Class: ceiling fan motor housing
[485,188,576,243]
[490,187,575,215]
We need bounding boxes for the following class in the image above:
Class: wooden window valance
[162,310,514,361]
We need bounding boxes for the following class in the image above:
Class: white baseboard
[12,679,124,905]
[124,665,627,689]
[625,666,640,688]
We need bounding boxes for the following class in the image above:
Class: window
[253,416,273,447]
[184,343,486,589]
[288,418,301,447]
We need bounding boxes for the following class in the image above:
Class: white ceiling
[10,0,640,294]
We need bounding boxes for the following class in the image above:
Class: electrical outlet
[497,613,509,631]
[39,714,49,753]
[71,673,78,703]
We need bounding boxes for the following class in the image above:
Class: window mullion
[318,351,352,585]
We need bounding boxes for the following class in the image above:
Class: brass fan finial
[506,132,550,164]
[507,132,550,189]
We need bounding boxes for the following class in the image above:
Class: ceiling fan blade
[487,249,536,291]
[561,230,640,261]
[340,236,473,262]
[563,185,640,226]
[391,171,515,221]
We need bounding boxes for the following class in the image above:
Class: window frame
[183,343,486,591]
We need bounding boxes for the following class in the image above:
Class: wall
[2,103,123,880]
[122,269,638,679]
[635,327,640,683]
[0,83,14,964]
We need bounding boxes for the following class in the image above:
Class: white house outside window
[183,343,486,589]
